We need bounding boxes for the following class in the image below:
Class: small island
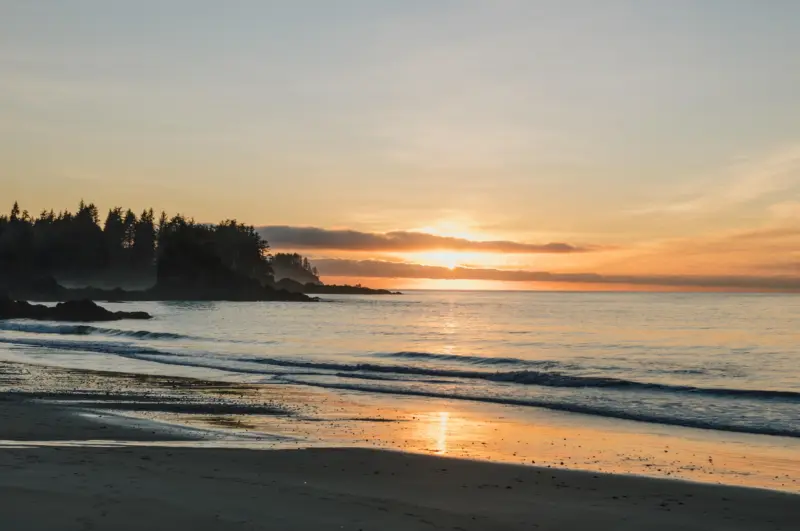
[271,253,401,295]
[0,297,151,322]
[0,201,398,302]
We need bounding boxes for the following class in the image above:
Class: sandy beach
[1,394,798,531]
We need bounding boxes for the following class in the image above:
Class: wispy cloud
[632,144,800,215]
[259,226,596,254]
[584,222,800,279]
[314,259,800,291]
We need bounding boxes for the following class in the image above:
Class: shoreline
[1,360,799,493]
[1,396,799,530]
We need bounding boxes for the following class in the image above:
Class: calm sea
[1,291,798,438]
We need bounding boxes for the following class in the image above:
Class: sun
[435,252,460,270]
[408,251,462,270]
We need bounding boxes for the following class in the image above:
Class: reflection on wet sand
[3,361,799,493]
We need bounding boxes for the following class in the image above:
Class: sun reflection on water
[434,411,450,454]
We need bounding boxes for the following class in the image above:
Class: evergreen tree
[104,207,126,267]
[132,209,156,267]
[0,200,276,288]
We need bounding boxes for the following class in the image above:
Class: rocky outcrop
[146,237,313,301]
[303,283,401,295]
[274,278,400,295]
[0,298,151,322]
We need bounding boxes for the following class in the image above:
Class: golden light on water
[434,411,450,455]
[411,411,455,455]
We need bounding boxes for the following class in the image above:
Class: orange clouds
[259,226,596,254]
[312,259,800,292]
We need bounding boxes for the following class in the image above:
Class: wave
[276,376,800,439]
[376,351,560,368]
[0,337,298,377]
[103,329,188,340]
[0,321,191,340]
[240,355,800,401]
[0,335,795,402]
[380,352,719,378]
[332,372,455,384]
[0,335,797,438]
[0,336,189,358]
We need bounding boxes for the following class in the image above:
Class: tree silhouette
[0,201,275,288]
[132,209,156,268]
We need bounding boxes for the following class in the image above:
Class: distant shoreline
[0,200,400,303]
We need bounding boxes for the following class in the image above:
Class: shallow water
[0,291,798,438]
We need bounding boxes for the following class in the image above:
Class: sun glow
[400,221,535,270]
[397,250,519,270]
[434,411,450,454]
[416,251,461,269]
[412,221,484,241]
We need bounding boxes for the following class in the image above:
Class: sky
[2,1,800,290]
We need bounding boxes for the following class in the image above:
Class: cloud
[259,226,593,254]
[768,201,800,221]
[724,226,800,242]
[313,259,800,291]
[632,144,800,215]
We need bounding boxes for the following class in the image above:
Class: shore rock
[0,297,152,322]
[274,278,400,295]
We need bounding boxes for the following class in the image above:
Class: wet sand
[1,384,799,530]
[0,399,798,530]
[2,360,800,492]
[22,365,800,488]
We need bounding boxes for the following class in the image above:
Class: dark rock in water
[304,283,402,295]
[50,299,152,321]
[273,278,401,295]
[0,297,151,322]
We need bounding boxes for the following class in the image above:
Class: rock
[0,297,151,322]
[272,278,400,296]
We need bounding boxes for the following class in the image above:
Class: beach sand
[1,397,798,531]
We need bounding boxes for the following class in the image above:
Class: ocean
[0,290,798,440]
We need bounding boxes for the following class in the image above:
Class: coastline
[2,360,799,492]
[1,393,799,530]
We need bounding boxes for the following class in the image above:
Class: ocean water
[1,291,798,438]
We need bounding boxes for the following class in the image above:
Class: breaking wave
[376,351,560,368]
[0,335,796,402]
[0,321,191,340]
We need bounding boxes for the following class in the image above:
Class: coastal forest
[0,201,318,288]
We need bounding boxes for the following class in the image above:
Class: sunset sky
[2,1,800,290]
